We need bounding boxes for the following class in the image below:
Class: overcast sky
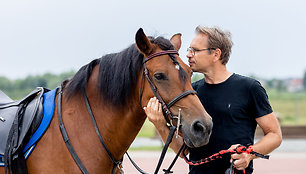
[1,0,305,80]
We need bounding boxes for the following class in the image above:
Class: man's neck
[202,67,232,84]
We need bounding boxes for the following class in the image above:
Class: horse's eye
[154,73,167,81]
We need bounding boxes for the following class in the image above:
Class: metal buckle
[117,164,124,174]
[0,116,5,122]
[169,108,182,138]
[176,108,181,138]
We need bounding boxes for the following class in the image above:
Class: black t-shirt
[189,73,273,174]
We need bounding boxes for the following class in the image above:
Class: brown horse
[0,28,212,173]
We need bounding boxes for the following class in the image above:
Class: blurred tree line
[304,71,306,91]
[1,70,305,100]
[192,70,306,92]
[0,71,75,100]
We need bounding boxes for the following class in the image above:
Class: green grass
[267,89,306,125]
[137,120,156,137]
[128,146,163,151]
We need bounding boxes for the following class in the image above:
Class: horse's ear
[135,28,153,56]
[170,33,182,51]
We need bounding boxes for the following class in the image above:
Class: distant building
[284,78,304,92]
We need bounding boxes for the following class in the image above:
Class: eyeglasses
[187,47,216,56]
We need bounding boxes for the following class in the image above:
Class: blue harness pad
[0,88,57,167]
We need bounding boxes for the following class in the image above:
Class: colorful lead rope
[182,145,269,173]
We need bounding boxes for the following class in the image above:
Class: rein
[58,88,89,174]
[83,90,124,173]
[58,87,123,174]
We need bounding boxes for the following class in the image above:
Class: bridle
[57,50,197,174]
[141,50,197,126]
[131,50,197,174]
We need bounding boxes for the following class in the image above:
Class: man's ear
[170,33,182,51]
[213,48,222,62]
[135,28,153,56]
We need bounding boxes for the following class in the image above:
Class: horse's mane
[65,36,187,107]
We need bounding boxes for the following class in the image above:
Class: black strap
[82,90,123,174]
[163,144,185,174]
[144,50,179,63]
[143,66,172,124]
[83,91,115,163]
[154,126,176,174]
[167,90,197,108]
[125,152,149,174]
[125,126,178,174]
[4,103,25,174]
[251,151,270,159]
[4,91,42,174]
[58,86,124,174]
[225,160,235,174]
[125,126,177,174]
[57,88,89,174]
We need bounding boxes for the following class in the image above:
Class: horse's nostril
[192,120,206,135]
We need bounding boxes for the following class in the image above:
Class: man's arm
[231,112,282,170]
[144,97,185,156]
[253,112,282,154]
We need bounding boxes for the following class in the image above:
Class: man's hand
[144,97,185,156]
[229,144,253,171]
[143,97,166,127]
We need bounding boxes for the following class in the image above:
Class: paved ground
[122,138,306,174]
[123,151,306,174]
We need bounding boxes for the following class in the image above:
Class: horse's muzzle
[181,118,213,148]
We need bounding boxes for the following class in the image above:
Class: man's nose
[186,52,193,58]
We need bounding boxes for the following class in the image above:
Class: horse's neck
[84,93,146,160]
[83,66,147,160]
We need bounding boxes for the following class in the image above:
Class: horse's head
[135,28,213,148]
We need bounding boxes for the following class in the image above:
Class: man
[144,26,282,173]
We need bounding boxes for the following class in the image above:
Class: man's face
[187,33,215,73]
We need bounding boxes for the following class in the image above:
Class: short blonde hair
[196,26,233,65]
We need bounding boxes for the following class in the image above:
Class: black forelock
[149,36,174,50]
